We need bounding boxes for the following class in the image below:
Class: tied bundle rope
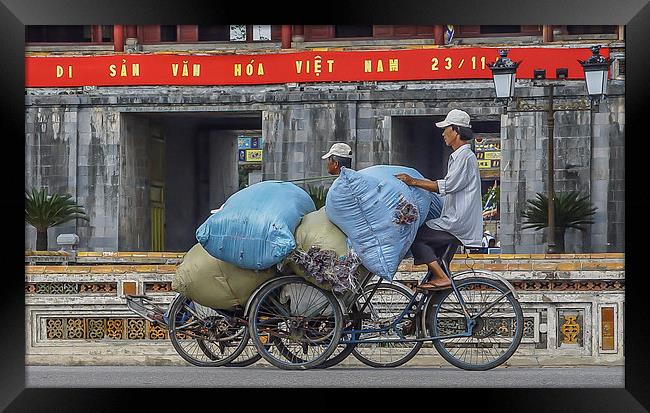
[288,246,362,293]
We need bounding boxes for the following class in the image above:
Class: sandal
[415,280,452,291]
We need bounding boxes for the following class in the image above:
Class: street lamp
[579,45,612,104]
[489,46,610,254]
[488,49,521,101]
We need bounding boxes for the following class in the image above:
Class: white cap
[435,109,472,129]
[321,142,353,159]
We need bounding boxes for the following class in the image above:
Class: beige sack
[284,207,367,290]
[172,243,277,310]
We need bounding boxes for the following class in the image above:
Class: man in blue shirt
[322,142,353,175]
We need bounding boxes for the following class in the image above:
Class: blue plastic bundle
[325,168,421,281]
[196,181,316,270]
[359,165,433,227]
[426,192,444,221]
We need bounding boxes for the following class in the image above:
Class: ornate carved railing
[25,252,624,366]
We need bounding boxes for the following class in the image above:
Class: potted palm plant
[25,188,89,251]
[307,184,328,210]
[521,191,597,253]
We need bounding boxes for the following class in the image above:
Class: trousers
[409,225,461,268]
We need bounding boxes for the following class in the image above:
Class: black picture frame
[3,0,649,411]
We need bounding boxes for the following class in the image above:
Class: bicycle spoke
[168,296,249,367]
[429,278,523,371]
[352,282,422,368]
[249,278,342,369]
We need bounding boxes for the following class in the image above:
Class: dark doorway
[390,116,450,180]
[198,25,230,41]
[480,25,521,34]
[26,25,92,42]
[161,112,262,252]
[335,25,374,38]
[120,111,262,252]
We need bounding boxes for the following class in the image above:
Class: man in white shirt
[482,231,496,248]
[395,109,483,290]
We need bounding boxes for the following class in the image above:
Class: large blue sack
[359,165,433,227]
[325,168,421,281]
[359,164,445,225]
[426,192,444,221]
[196,181,316,270]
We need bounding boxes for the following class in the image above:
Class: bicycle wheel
[224,338,262,367]
[352,282,423,368]
[425,277,523,371]
[168,295,249,367]
[248,276,343,370]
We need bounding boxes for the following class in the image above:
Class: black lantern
[488,49,521,99]
[578,45,611,99]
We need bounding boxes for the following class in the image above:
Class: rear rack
[126,295,169,328]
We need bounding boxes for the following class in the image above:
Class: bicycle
[127,286,355,369]
[348,244,523,370]
[127,293,260,367]
[247,244,524,371]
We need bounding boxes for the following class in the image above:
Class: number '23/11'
[431,56,487,71]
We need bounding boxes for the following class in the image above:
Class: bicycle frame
[339,258,515,345]
[339,282,472,345]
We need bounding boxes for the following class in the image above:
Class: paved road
[26,365,624,388]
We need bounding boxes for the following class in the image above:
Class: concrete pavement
[26,365,624,388]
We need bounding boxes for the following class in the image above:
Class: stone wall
[260,84,504,185]
[25,79,625,253]
[499,85,625,254]
[25,104,123,251]
[262,102,358,184]
[25,105,79,249]
[208,129,245,209]
[82,108,122,251]
[604,106,625,252]
[24,252,625,367]
[118,114,151,251]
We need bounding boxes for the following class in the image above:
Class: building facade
[24,25,625,254]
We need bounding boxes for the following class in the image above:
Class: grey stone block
[592,148,609,158]
[356,161,374,170]
[594,112,611,125]
[356,150,370,163]
[92,237,118,249]
[358,107,374,119]
[292,152,304,163]
[356,129,375,142]
[357,118,376,130]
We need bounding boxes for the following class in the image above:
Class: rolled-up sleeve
[436,179,447,196]
[439,154,472,196]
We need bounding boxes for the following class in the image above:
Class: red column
[125,25,137,39]
[113,24,124,52]
[92,25,103,43]
[543,25,553,43]
[434,25,444,45]
[281,25,292,49]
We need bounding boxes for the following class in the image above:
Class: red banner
[25,46,609,87]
